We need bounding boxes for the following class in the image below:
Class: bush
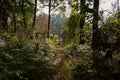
[0,35,56,80]
[66,44,93,80]
[55,44,93,80]
[69,44,120,80]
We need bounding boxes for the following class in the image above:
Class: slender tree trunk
[47,0,51,38]
[0,0,2,27]
[1,0,8,31]
[32,0,37,29]
[117,0,119,12]
[13,0,17,33]
[92,0,100,60]
[117,0,120,22]
[79,0,86,44]
[31,0,37,39]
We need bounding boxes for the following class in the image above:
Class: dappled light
[0,0,120,80]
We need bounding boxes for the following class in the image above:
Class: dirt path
[53,46,65,65]
[52,46,66,80]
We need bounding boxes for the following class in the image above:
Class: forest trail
[52,45,66,80]
[53,45,65,65]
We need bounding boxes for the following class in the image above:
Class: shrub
[0,35,56,80]
[69,44,120,80]
[55,44,93,80]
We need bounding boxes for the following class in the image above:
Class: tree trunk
[0,0,2,27]
[13,0,17,33]
[32,0,37,29]
[0,0,8,31]
[117,0,120,22]
[79,0,86,44]
[47,0,51,38]
[31,0,37,39]
[117,0,119,13]
[92,0,100,60]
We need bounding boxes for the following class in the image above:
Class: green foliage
[0,0,34,39]
[100,13,120,53]
[0,34,56,80]
[1,1,120,80]
[62,11,80,45]
[55,44,93,80]
[66,44,93,68]
[57,44,120,80]
[72,64,94,80]
[62,12,92,46]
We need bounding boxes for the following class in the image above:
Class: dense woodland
[0,0,120,80]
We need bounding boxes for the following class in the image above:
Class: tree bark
[32,0,37,29]
[31,0,37,39]
[79,0,86,44]
[117,0,119,12]
[92,0,100,60]
[13,0,17,33]
[47,0,51,38]
[117,0,120,22]
[0,0,8,31]
[0,0,2,27]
